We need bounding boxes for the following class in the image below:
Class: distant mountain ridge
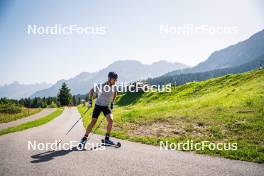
[168,29,264,75]
[0,82,51,99]
[4,29,264,99]
[30,60,188,97]
[148,54,264,85]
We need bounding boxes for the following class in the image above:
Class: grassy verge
[78,69,264,163]
[0,108,63,136]
[0,108,42,123]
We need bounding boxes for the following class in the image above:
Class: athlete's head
[108,72,118,85]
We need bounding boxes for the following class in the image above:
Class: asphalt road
[0,107,263,176]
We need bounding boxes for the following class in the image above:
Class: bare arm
[112,91,117,103]
[88,88,94,100]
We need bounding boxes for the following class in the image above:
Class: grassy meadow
[0,108,42,123]
[0,108,63,136]
[78,69,264,163]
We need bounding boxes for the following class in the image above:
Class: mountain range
[30,60,188,97]
[165,29,264,76]
[2,29,264,99]
[148,54,264,85]
[192,29,264,73]
[0,82,51,99]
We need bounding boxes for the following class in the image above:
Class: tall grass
[0,108,42,123]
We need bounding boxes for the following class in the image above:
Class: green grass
[0,108,42,123]
[0,108,63,136]
[78,69,264,163]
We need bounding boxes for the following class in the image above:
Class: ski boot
[78,136,87,149]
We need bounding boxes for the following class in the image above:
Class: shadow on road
[30,145,103,163]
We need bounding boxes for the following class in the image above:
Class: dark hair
[108,72,118,79]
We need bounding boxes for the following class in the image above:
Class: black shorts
[92,105,112,119]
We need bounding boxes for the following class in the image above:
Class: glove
[110,102,114,110]
[88,99,92,108]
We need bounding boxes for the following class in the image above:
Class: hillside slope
[79,69,264,163]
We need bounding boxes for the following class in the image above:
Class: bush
[47,102,57,108]
[0,103,22,114]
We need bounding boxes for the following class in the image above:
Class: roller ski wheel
[101,139,121,148]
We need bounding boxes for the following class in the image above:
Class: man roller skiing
[79,72,118,147]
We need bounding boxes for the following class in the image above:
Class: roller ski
[101,138,121,148]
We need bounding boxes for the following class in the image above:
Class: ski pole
[56,108,90,147]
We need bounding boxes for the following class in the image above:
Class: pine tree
[78,97,81,105]
[57,82,72,106]
[72,95,76,106]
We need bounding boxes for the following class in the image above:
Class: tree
[72,95,76,106]
[18,98,25,106]
[57,82,72,106]
[78,97,81,105]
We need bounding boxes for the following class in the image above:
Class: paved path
[0,108,56,130]
[0,107,263,176]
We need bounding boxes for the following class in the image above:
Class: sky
[0,0,264,85]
